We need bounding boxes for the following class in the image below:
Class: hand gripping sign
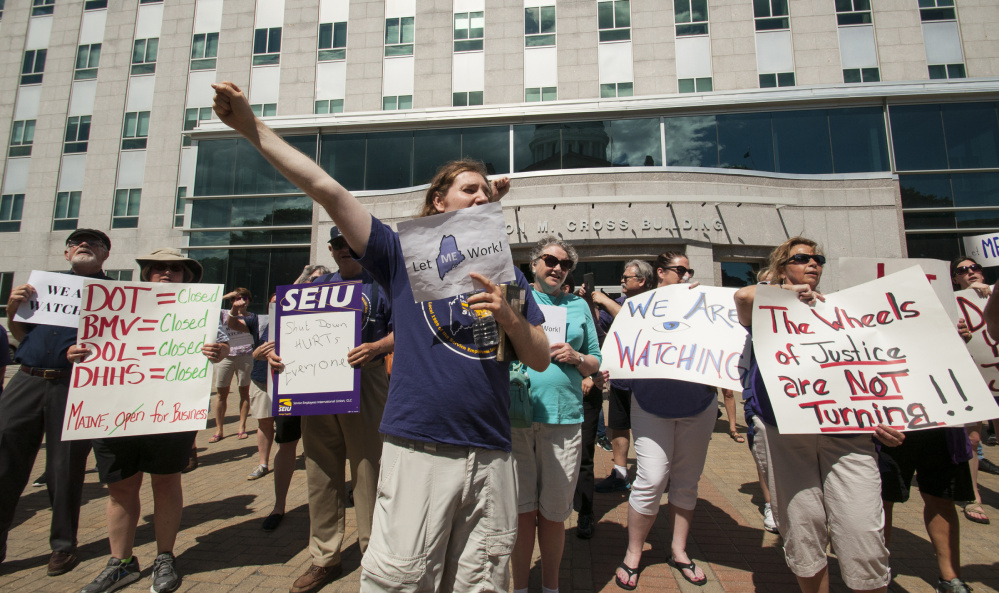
[63,280,223,440]
[273,279,361,416]
[14,271,86,328]
[752,267,999,435]
[600,285,750,391]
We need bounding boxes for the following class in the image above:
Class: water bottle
[472,310,500,348]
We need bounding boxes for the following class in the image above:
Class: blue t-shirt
[313,269,393,359]
[527,289,601,424]
[358,215,546,451]
[616,378,716,419]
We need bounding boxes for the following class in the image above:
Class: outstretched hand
[490,177,511,202]
[212,82,256,137]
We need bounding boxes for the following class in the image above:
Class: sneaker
[936,577,971,593]
[980,457,999,476]
[595,471,630,493]
[290,564,343,593]
[576,512,594,539]
[151,552,180,593]
[32,473,47,487]
[79,557,141,593]
[247,464,269,480]
[763,503,778,533]
[597,435,613,452]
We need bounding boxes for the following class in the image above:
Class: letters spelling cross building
[1,0,998,315]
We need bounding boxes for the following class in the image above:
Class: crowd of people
[0,80,997,593]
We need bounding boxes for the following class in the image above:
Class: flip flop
[963,502,990,525]
[237,432,249,440]
[614,563,641,591]
[729,430,745,443]
[208,434,223,443]
[667,555,707,586]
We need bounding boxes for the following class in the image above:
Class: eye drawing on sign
[652,320,691,333]
[436,234,466,280]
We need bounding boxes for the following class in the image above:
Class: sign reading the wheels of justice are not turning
[753,267,999,435]
[63,280,223,440]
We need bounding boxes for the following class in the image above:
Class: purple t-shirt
[358,215,546,451]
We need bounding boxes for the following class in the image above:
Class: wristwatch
[577,353,584,366]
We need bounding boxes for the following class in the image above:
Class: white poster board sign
[838,257,957,322]
[397,202,516,302]
[63,280,222,440]
[14,271,86,328]
[537,304,567,345]
[600,285,750,391]
[955,289,999,395]
[962,232,999,267]
[753,267,999,434]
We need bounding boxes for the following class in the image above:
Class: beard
[70,250,99,268]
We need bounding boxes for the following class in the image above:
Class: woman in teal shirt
[511,236,601,593]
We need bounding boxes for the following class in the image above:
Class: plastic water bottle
[472,310,500,348]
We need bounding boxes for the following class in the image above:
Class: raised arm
[734,284,757,327]
[985,285,999,340]
[212,82,372,253]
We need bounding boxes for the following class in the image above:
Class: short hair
[528,235,578,270]
[766,237,821,286]
[418,159,492,218]
[231,287,252,301]
[624,259,654,289]
[295,264,331,284]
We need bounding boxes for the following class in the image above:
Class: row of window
[7,110,149,157]
[0,189,141,233]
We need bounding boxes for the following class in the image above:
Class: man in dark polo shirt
[0,229,112,576]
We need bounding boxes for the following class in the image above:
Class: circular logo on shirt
[360,291,371,331]
[421,293,497,360]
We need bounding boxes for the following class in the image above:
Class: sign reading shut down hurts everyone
[62,280,223,440]
[753,267,999,434]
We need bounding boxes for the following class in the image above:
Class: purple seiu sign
[272,279,362,416]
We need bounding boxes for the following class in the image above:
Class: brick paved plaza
[1,389,997,593]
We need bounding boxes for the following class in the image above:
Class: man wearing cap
[0,229,112,575]
[261,226,393,593]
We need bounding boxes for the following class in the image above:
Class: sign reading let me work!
[753,267,999,435]
[63,280,223,440]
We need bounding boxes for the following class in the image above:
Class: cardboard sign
[753,267,999,434]
[963,232,999,267]
[537,304,567,345]
[837,257,957,322]
[14,271,86,328]
[63,280,223,440]
[273,279,361,416]
[955,289,999,395]
[397,202,516,302]
[600,285,750,391]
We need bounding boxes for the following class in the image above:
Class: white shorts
[214,355,252,388]
[248,379,272,419]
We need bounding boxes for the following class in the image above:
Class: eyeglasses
[535,254,573,270]
[663,265,694,278]
[784,253,826,266]
[621,275,639,282]
[955,264,983,275]
[67,238,107,250]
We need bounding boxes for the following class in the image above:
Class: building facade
[1,0,998,315]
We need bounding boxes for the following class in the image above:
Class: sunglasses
[67,238,107,250]
[663,265,694,278]
[150,263,186,273]
[535,254,574,270]
[955,264,983,274]
[784,253,826,266]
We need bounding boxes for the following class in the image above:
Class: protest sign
[397,202,516,302]
[600,285,750,391]
[537,304,567,345]
[14,271,85,328]
[273,279,361,416]
[962,231,999,267]
[955,289,999,395]
[63,280,223,440]
[837,257,957,322]
[753,267,999,434]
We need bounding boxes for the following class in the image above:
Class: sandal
[963,502,990,525]
[237,432,249,440]
[729,430,745,443]
[614,563,641,591]
[208,433,223,443]
[667,555,707,586]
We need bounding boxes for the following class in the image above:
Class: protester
[211,288,258,442]
[734,237,903,593]
[613,251,716,588]
[721,389,743,442]
[591,260,654,493]
[0,229,111,575]
[213,80,548,592]
[67,247,230,593]
[512,237,601,593]
[294,265,331,284]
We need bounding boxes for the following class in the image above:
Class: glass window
[84,0,107,9]
[597,0,631,41]
[902,210,956,230]
[191,32,218,70]
[112,188,141,228]
[75,43,101,80]
[253,27,282,65]
[131,38,158,75]
[104,270,134,281]
[759,72,794,87]
[452,91,483,106]
[889,104,947,171]
[829,107,889,173]
[382,95,413,110]
[53,190,81,230]
[955,208,999,230]
[315,99,344,114]
[183,106,212,132]
[674,0,708,36]
[8,120,35,157]
[191,247,311,314]
[611,118,661,167]
[462,126,511,175]
[952,172,999,209]
[365,132,414,190]
[717,112,775,171]
[562,122,612,169]
[525,87,557,102]
[919,0,956,21]
[21,49,46,84]
[843,67,879,83]
[454,12,484,52]
[64,115,91,153]
[600,82,633,97]
[772,110,833,174]
[678,77,712,93]
[319,22,347,60]
[191,199,232,228]
[271,195,313,225]
[32,0,54,16]
[175,187,186,227]
[754,0,790,30]
[525,6,556,46]
[0,0,5,22]
[665,115,717,167]
[835,0,872,24]
[941,103,999,169]
[385,17,415,56]
[514,123,562,172]
[900,173,953,208]
[905,233,963,261]
[0,194,24,232]
[319,133,366,191]
[121,111,150,150]
[250,103,277,116]
[721,262,761,287]
[0,272,15,317]
[194,139,237,196]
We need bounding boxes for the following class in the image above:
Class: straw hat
[135,248,204,283]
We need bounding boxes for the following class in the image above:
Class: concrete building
[1,0,998,314]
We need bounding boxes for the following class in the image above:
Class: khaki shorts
[214,355,252,388]
[512,423,582,522]
[248,379,272,419]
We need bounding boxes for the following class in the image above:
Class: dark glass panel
[414,129,461,185]
[611,118,661,167]
[514,124,561,172]
[829,107,889,173]
[190,199,232,229]
[889,104,947,171]
[270,229,312,244]
[188,231,232,246]
[277,135,317,192]
[721,262,759,288]
[190,249,228,287]
[365,131,413,190]
[772,110,833,174]
[225,249,270,312]
[941,103,999,169]
[561,122,611,169]
[952,172,999,208]
[462,126,510,175]
[194,139,236,195]
[319,133,366,191]
[717,112,774,172]
[273,195,313,225]
[268,248,312,294]
[234,138,276,194]
[904,233,962,261]
[664,115,717,167]
[902,210,956,230]
[955,210,999,230]
[231,197,273,227]
[899,174,953,208]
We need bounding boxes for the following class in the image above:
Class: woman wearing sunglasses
[734,237,903,593]
[511,237,601,593]
[613,251,716,589]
